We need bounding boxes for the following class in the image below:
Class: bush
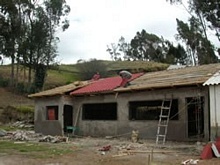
[16,82,25,93]
[0,75,9,87]
[75,59,108,80]
[0,105,34,124]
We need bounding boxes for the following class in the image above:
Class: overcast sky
[56,0,189,64]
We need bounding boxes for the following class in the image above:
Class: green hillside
[0,61,169,90]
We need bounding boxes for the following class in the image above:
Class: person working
[119,70,132,87]
[92,72,100,81]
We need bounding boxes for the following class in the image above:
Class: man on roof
[118,70,132,87]
[92,72,100,81]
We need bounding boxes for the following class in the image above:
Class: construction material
[112,153,131,157]
[71,106,82,135]
[211,143,220,158]
[122,150,178,154]
[131,130,139,143]
[156,99,172,145]
[181,159,199,165]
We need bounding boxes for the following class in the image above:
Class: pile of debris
[39,135,68,143]
[0,129,68,143]
[10,121,34,129]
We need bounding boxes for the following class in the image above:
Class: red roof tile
[70,73,143,96]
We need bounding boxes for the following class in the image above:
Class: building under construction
[29,63,220,143]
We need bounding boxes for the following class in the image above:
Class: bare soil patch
[0,137,220,165]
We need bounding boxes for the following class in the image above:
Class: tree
[128,29,188,64]
[167,0,219,64]
[166,43,188,65]
[176,16,218,65]
[0,0,70,91]
[0,0,23,86]
[106,36,131,61]
[23,0,70,91]
[75,59,108,80]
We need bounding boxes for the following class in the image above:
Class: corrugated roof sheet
[70,73,144,96]
[115,63,220,92]
[28,81,89,98]
[203,71,220,86]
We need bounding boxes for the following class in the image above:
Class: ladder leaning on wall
[156,99,172,145]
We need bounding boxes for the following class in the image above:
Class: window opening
[187,97,204,138]
[82,103,117,120]
[129,99,178,120]
[46,106,58,120]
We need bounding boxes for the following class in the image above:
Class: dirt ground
[0,137,220,165]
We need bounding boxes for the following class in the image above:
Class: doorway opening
[186,97,204,139]
[63,105,73,133]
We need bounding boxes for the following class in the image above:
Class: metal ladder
[156,99,172,145]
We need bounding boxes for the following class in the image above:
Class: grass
[0,125,73,159]
[0,140,73,158]
[103,60,169,72]
[44,69,78,89]
[0,61,169,89]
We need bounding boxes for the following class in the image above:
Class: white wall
[209,85,220,140]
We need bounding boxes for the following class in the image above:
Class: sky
[56,0,189,64]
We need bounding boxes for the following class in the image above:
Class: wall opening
[129,99,178,120]
[82,103,117,120]
[63,105,73,133]
[46,106,58,120]
[187,97,204,139]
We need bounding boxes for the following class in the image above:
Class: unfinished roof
[167,64,186,70]
[115,63,220,92]
[70,73,144,96]
[28,81,89,98]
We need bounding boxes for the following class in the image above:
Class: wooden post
[147,154,151,165]
[151,149,154,162]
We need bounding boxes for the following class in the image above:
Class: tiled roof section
[70,73,144,96]
[203,71,220,86]
[115,63,220,92]
[28,81,89,98]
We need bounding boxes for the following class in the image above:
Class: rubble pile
[0,129,68,143]
[39,135,68,143]
[5,130,43,141]
[10,121,34,129]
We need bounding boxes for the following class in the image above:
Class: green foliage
[75,59,108,80]
[176,18,218,65]
[108,30,188,64]
[129,29,162,61]
[166,43,188,65]
[0,61,169,92]
[168,0,219,65]
[16,105,34,114]
[15,82,37,94]
[0,140,72,158]
[0,0,70,89]
[191,0,220,43]
[0,105,34,123]
[106,36,131,61]
[105,60,169,76]
[16,82,26,93]
[34,64,47,92]
[44,69,78,89]
[0,75,9,87]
